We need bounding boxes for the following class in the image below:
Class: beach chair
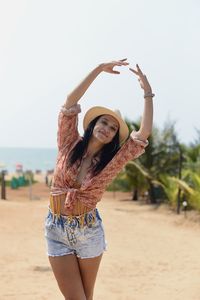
[18,176,26,186]
[10,177,19,189]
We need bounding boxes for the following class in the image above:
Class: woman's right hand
[100,58,129,74]
[65,59,129,109]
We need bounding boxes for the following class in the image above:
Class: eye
[101,120,107,125]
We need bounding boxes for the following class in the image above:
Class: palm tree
[111,117,200,212]
[124,118,181,203]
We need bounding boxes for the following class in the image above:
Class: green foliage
[107,172,133,192]
[189,191,200,211]
[159,174,178,207]
[181,170,200,211]
[116,117,200,212]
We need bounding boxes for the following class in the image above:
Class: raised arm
[129,64,154,141]
[65,59,129,109]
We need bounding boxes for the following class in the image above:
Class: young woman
[44,59,154,300]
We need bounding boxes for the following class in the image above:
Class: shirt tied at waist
[51,186,79,212]
[64,188,78,210]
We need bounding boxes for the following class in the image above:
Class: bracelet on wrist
[144,92,155,99]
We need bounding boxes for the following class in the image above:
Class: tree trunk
[1,171,6,200]
[132,189,138,201]
[148,182,157,204]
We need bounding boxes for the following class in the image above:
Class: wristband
[144,93,155,98]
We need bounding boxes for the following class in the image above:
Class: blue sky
[0,0,199,148]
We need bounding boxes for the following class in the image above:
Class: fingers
[112,70,120,74]
[129,63,152,91]
[129,67,139,75]
[104,58,131,74]
[129,64,145,77]
[116,58,129,66]
[115,62,127,66]
[116,61,129,66]
[136,64,144,76]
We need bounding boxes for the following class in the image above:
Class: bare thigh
[78,254,103,300]
[49,254,86,300]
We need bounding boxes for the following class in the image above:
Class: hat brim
[83,106,129,143]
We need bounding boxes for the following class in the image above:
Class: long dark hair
[68,115,120,176]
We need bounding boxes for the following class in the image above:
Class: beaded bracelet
[144,93,155,98]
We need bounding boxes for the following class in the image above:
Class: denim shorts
[44,208,107,259]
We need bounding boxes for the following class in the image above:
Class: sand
[1,179,200,300]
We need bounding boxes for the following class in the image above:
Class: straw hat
[83,106,129,143]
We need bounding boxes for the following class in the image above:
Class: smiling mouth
[99,131,108,138]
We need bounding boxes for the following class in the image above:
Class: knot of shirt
[50,186,79,211]
[64,188,78,210]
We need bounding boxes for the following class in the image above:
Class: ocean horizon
[0,147,58,173]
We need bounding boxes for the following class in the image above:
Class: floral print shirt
[51,104,148,213]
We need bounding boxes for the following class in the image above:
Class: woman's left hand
[129,64,152,94]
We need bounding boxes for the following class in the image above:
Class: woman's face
[92,114,119,144]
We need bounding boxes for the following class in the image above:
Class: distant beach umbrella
[16,163,23,171]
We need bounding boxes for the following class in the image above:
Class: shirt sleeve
[57,103,81,151]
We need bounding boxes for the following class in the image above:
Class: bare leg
[49,254,86,300]
[78,254,103,300]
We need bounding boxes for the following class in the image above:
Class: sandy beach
[1,178,200,300]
